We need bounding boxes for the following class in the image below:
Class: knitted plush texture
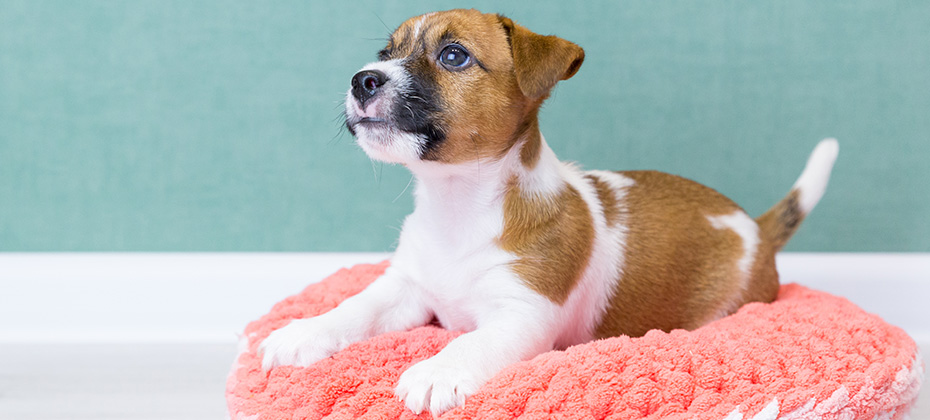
[226,262,923,420]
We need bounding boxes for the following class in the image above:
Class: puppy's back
[592,170,776,338]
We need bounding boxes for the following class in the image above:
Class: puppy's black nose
[351,70,388,107]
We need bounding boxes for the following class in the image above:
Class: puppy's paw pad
[395,357,480,416]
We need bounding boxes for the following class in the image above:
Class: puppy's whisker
[403,104,416,122]
[373,13,391,33]
[329,110,352,146]
[392,175,415,203]
[366,158,380,182]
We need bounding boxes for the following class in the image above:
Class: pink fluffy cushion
[226,262,923,419]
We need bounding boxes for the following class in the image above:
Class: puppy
[260,9,839,416]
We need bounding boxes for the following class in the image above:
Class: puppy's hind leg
[259,266,431,370]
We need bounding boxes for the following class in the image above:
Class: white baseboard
[0,253,927,343]
[0,253,390,343]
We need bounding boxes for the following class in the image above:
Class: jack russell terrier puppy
[260,9,839,416]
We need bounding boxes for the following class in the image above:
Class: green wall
[1,1,928,252]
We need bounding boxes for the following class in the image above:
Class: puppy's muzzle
[351,70,388,108]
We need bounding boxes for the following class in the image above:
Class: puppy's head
[344,9,584,166]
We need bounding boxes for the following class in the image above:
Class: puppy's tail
[756,138,839,251]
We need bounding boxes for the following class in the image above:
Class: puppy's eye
[438,44,471,70]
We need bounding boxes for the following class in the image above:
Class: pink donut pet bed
[226,262,923,420]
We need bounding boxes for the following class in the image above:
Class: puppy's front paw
[259,318,340,371]
[395,356,483,416]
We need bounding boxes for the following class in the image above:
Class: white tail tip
[792,138,839,214]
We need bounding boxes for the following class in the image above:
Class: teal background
[1,1,928,252]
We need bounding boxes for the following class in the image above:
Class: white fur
[259,265,432,370]
[412,13,435,38]
[793,138,839,214]
[559,169,635,346]
[706,210,760,276]
[706,210,762,321]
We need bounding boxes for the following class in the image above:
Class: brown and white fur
[260,9,839,416]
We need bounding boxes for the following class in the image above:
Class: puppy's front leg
[395,300,559,416]
[260,266,430,370]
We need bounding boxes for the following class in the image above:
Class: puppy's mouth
[357,117,389,126]
[345,114,394,137]
[345,109,441,142]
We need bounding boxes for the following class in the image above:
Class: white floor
[0,341,925,420]
[0,342,237,420]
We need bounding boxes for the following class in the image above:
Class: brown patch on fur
[755,189,805,251]
[584,174,621,228]
[595,171,779,338]
[497,17,585,99]
[382,10,583,165]
[745,237,780,305]
[499,177,594,304]
[516,117,542,168]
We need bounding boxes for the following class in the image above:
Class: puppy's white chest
[395,212,515,332]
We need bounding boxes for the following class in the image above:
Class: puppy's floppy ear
[498,15,585,99]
